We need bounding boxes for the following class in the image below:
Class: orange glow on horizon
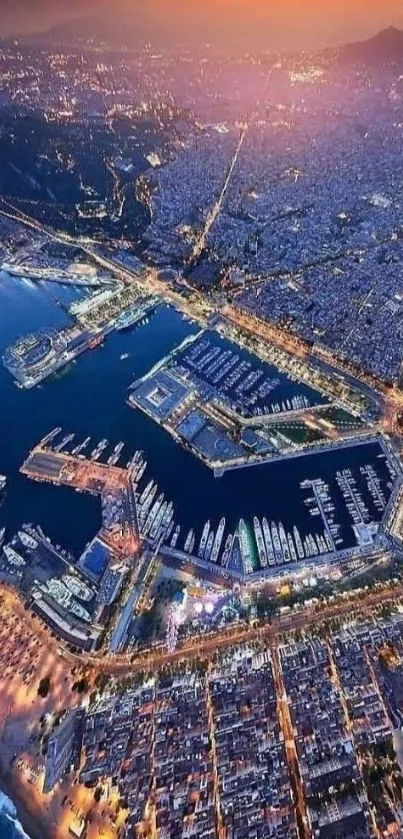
[2,0,403,49]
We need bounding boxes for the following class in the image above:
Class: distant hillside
[339,26,403,66]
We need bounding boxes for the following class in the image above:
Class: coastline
[0,771,48,839]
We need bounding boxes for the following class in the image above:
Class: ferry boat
[253,518,268,568]
[18,530,38,551]
[198,521,210,557]
[184,529,195,554]
[211,518,226,564]
[262,518,275,564]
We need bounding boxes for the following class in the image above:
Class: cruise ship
[115,298,160,331]
[253,518,268,568]
[238,519,254,574]
[18,530,38,551]
[198,521,210,557]
[4,545,26,567]
[184,529,195,554]
[262,519,275,565]
[211,518,226,564]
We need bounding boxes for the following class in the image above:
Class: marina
[0,275,400,569]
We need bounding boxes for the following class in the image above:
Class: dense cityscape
[3,5,403,839]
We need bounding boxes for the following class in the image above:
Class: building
[43,709,85,793]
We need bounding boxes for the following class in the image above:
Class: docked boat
[271,522,283,563]
[18,530,38,551]
[204,531,215,562]
[55,432,75,453]
[221,533,234,568]
[262,518,275,564]
[293,526,305,560]
[253,517,268,568]
[62,574,93,601]
[91,438,108,460]
[287,533,297,563]
[278,523,291,563]
[136,461,147,482]
[211,518,226,564]
[140,486,158,521]
[170,525,180,548]
[238,519,254,574]
[0,527,5,549]
[139,479,154,506]
[42,427,61,446]
[198,521,211,557]
[150,501,168,541]
[72,436,91,456]
[184,529,195,554]
[70,601,91,622]
[4,545,26,567]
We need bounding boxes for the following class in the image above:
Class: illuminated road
[2,581,403,680]
[189,123,248,263]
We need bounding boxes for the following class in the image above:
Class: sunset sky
[1,0,403,48]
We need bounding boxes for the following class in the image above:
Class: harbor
[0,275,401,573]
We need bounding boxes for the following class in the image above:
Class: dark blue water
[0,791,30,838]
[0,273,392,557]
